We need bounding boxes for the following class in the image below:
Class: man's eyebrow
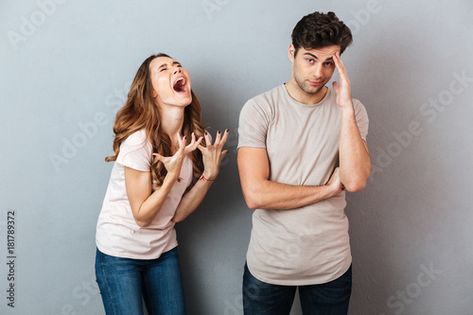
[304,52,334,62]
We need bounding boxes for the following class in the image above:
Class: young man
[237,11,371,315]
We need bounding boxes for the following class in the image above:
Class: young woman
[95,53,228,315]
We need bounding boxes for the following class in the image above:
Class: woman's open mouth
[173,77,187,94]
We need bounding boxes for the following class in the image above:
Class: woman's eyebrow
[158,61,181,70]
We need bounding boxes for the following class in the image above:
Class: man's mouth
[309,80,324,86]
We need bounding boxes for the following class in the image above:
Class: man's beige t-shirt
[237,84,369,285]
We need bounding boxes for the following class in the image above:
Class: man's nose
[313,64,323,78]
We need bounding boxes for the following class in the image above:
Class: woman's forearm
[172,175,214,223]
[135,174,177,227]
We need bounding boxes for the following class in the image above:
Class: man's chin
[303,85,324,94]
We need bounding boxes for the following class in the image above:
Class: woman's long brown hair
[105,53,205,189]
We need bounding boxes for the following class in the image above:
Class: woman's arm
[173,129,229,223]
[172,175,214,223]
[125,133,201,227]
[125,168,178,227]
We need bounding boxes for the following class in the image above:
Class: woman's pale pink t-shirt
[95,129,193,259]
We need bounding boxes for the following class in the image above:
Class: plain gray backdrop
[1,0,472,314]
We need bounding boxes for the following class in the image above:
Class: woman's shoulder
[119,129,152,154]
[121,129,149,147]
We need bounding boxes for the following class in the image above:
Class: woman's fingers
[219,149,229,161]
[219,129,230,146]
[214,130,222,145]
[192,136,204,149]
[204,131,212,146]
[184,132,196,150]
[195,129,230,155]
[176,133,187,150]
[152,153,164,162]
[185,134,203,153]
[197,144,206,153]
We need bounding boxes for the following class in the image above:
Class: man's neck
[285,79,328,105]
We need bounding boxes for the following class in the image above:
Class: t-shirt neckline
[282,83,331,108]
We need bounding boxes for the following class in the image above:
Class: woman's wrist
[200,172,217,182]
[163,171,180,185]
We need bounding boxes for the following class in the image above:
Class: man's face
[289,44,341,95]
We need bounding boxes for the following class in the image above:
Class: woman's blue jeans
[95,247,186,315]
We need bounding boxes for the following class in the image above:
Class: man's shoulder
[351,98,368,114]
[244,84,284,109]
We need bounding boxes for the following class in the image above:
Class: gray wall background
[1,0,472,314]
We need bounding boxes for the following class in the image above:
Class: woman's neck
[158,104,185,145]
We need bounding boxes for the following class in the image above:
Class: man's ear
[288,44,296,63]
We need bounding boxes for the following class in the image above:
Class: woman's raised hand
[197,129,229,180]
[152,132,203,180]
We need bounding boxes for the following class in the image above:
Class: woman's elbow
[172,214,185,224]
[134,217,151,228]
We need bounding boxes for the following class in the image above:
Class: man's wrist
[341,103,355,119]
[323,184,339,198]
[340,101,354,112]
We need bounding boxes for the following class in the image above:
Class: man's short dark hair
[291,11,353,55]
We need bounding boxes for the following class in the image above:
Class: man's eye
[306,58,315,64]
[159,68,167,72]
[324,62,334,67]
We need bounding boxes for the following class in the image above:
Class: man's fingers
[332,81,339,93]
[333,52,348,79]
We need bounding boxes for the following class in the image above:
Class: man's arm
[332,51,371,191]
[339,107,371,192]
[237,147,342,210]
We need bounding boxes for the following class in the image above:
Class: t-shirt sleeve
[237,99,270,149]
[116,130,152,171]
[353,99,369,141]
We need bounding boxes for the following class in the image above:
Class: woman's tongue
[173,80,185,93]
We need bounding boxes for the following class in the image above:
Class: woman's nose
[173,67,182,75]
